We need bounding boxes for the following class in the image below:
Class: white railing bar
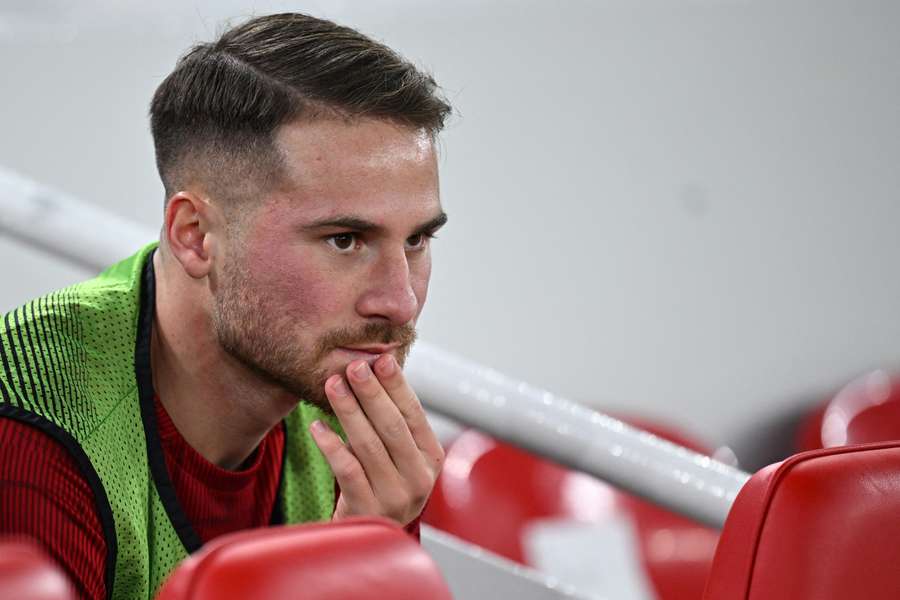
[0,165,750,528]
[405,343,750,528]
[0,166,157,270]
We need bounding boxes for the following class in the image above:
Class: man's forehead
[275,117,436,180]
[264,117,441,226]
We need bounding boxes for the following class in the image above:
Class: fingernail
[352,361,371,380]
[377,355,396,376]
[310,419,326,434]
[332,377,350,396]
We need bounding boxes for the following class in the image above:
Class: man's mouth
[341,344,400,354]
[334,344,401,362]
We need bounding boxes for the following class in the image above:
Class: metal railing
[0,165,750,529]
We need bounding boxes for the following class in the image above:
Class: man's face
[211,117,444,411]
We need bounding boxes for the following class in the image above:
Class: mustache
[314,322,417,360]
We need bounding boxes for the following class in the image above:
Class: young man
[0,13,450,599]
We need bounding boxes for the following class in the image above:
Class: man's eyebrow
[303,216,381,232]
[303,211,448,234]
[414,212,449,235]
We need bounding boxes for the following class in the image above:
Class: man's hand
[309,353,444,526]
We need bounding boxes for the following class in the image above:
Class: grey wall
[2,0,899,466]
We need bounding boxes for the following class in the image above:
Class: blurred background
[1,0,899,470]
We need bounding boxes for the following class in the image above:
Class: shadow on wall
[729,391,835,472]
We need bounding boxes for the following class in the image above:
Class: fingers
[371,354,445,471]
[344,359,427,478]
[324,373,401,491]
[308,419,377,513]
[317,355,445,525]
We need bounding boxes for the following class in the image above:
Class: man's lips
[339,344,400,354]
[333,345,400,362]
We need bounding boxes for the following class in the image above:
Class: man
[0,12,451,600]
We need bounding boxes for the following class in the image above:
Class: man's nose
[355,250,419,325]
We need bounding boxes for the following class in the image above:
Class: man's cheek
[275,270,341,322]
[411,270,431,320]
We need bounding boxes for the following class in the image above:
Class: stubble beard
[212,256,417,413]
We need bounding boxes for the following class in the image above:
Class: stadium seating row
[3,369,899,599]
[426,369,900,599]
[0,518,451,600]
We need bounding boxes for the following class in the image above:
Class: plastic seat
[423,419,719,600]
[796,370,900,451]
[703,441,900,600]
[155,517,452,600]
[0,538,75,600]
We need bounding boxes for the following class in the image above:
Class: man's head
[150,12,450,207]
[149,13,451,410]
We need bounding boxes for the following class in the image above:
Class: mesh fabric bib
[0,243,339,599]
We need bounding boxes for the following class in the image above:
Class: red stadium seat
[796,370,900,451]
[423,420,719,600]
[703,441,900,600]
[0,538,75,600]
[155,517,452,600]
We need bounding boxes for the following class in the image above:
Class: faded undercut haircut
[150,12,452,205]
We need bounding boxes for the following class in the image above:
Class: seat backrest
[0,538,75,600]
[822,370,900,447]
[703,441,900,600]
[796,370,900,451]
[155,518,452,600]
[424,422,719,600]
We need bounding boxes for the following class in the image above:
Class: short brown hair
[150,12,451,202]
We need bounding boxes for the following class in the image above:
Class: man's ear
[164,191,220,280]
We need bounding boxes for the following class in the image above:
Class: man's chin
[289,346,410,412]
[243,362,334,415]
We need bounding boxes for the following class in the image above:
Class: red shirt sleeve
[0,418,107,600]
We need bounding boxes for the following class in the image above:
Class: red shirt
[0,397,419,599]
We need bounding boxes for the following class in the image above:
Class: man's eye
[327,233,358,252]
[406,233,431,250]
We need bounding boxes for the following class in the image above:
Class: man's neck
[149,251,297,470]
